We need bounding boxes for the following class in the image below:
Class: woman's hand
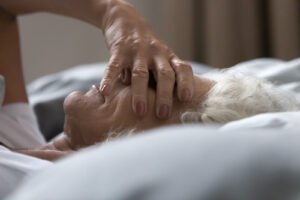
[100,0,194,119]
[13,135,74,161]
[0,0,195,119]
[14,149,71,161]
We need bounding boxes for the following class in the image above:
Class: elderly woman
[0,0,197,197]
[0,2,298,158]
[0,0,194,154]
[0,2,299,198]
[46,71,298,152]
[0,0,195,119]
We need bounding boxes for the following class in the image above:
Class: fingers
[170,57,194,102]
[102,32,193,121]
[131,57,149,117]
[121,68,131,85]
[100,55,126,96]
[154,57,175,119]
[131,57,149,116]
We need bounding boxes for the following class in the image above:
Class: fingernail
[101,84,110,96]
[158,104,170,119]
[182,89,191,102]
[135,101,146,116]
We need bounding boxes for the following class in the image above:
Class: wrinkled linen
[0,103,50,198]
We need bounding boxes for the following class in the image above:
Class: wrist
[96,0,136,30]
[99,0,152,49]
[74,0,111,29]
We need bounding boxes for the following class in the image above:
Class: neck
[63,116,87,150]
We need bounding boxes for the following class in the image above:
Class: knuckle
[112,36,126,46]
[174,61,192,72]
[132,38,141,46]
[103,68,119,81]
[159,68,175,81]
[101,78,112,85]
[109,60,122,70]
[132,66,149,79]
[150,40,161,50]
[126,38,148,52]
[130,39,141,51]
[102,74,113,83]
[177,80,190,89]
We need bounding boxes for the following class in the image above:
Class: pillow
[0,75,4,106]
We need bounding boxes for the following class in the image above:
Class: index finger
[100,55,126,96]
[131,57,149,117]
[154,57,175,119]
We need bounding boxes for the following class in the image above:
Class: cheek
[112,89,159,130]
[113,92,134,124]
[108,88,143,130]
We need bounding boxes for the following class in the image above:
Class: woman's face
[63,75,213,149]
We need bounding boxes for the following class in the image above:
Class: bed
[5,58,300,200]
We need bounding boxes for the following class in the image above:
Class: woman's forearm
[1,0,196,119]
[0,0,118,29]
[0,9,28,104]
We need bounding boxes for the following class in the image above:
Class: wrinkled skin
[0,0,195,160]
[100,0,195,119]
[0,0,195,119]
[57,75,214,150]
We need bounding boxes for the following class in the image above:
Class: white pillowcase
[0,75,4,106]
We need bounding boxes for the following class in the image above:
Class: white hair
[181,73,299,124]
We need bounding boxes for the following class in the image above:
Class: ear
[201,113,217,124]
[180,111,202,123]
